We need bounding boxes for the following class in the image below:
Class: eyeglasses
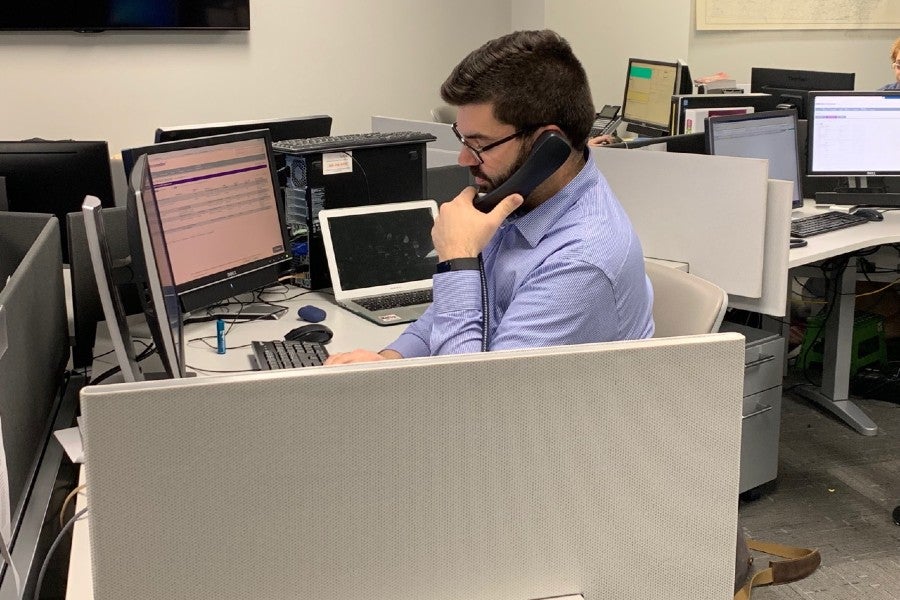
[451,122,531,164]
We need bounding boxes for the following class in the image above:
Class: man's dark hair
[441,30,595,151]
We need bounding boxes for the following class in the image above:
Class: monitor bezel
[154,115,332,144]
[807,90,900,178]
[0,140,115,263]
[131,129,293,315]
[621,57,680,137]
[705,108,803,209]
[0,1,250,31]
[750,67,855,119]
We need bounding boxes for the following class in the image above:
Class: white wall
[523,1,896,107]
[0,0,510,155]
[543,0,691,107]
[689,28,897,91]
[1,0,894,158]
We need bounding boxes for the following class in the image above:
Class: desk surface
[179,290,401,375]
[787,200,900,436]
[789,200,900,267]
[69,289,406,599]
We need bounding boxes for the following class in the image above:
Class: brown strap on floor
[734,539,821,600]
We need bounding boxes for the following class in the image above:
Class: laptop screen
[326,205,438,291]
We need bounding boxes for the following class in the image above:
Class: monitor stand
[815,176,900,207]
[184,303,288,323]
[624,122,669,139]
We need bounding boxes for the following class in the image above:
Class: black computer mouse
[852,208,884,222]
[285,323,333,344]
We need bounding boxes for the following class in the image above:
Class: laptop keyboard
[252,340,329,370]
[356,289,433,311]
[790,211,870,238]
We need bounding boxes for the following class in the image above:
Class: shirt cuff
[433,270,482,313]
[385,334,428,359]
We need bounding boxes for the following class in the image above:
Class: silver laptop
[319,200,438,325]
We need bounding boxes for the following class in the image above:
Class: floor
[737,385,900,598]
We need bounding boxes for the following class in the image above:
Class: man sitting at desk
[325,30,654,365]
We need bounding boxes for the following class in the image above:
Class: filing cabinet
[720,322,784,493]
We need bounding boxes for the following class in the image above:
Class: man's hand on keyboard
[324,348,402,365]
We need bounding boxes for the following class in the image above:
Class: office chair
[430,104,458,124]
[645,260,728,337]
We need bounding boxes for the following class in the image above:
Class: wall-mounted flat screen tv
[0,1,250,32]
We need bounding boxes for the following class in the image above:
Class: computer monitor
[154,115,332,144]
[0,140,114,262]
[807,91,900,206]
[750,67,855,119]
[621,58,680,138]
[128,129,293,318]
[118,115,333,181]
[706,109,803,209]
[677,59,694,95]
[604,132,707,154]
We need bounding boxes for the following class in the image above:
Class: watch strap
[435,257,481,274]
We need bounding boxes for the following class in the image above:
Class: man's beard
[471,141,531,195]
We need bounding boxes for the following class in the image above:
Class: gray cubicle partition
[0,213,80,599]
[82,334,745,600]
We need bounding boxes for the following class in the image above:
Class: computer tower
[281,140,428,289]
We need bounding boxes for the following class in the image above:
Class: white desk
[788,200,900,435]
[68,290,407,599]
[179,290,401,374]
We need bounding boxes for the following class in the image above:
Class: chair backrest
[430,104,458,124]
[645,260,728,337]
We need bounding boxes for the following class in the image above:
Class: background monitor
[706,109,803,209]
[750,67,855,119]
[807,91,900,205]
[677,59,694,95]
[129,129,293,316]
[0,0,250,31]
[603,132,706,154]
[0,140,114,262]
[120,115,333,181]
[154,114,332,144]
[621,58,680,138]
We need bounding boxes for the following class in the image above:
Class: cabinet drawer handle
[743,403,774,420]
[745,354,776,369]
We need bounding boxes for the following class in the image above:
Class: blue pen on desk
[216,319,226,354]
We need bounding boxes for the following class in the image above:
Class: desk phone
[590,104,621,137]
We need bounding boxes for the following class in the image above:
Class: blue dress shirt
[879,81,900,90]
[386,154,654,357]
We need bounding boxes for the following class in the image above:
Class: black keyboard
[790,211,870,238]
[355,289,433,311]
[272,131,437,154]
[251,340,329,370]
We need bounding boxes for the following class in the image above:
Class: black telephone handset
[473,131,572,213]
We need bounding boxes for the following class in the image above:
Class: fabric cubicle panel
[0,212,68,518]
[593,147,770,300]
[82,334,745,600]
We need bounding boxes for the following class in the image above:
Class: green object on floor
[798,311,888,377]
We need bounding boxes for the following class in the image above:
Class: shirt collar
[507,149,597,248]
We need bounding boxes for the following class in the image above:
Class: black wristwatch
[435,257,480,274]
